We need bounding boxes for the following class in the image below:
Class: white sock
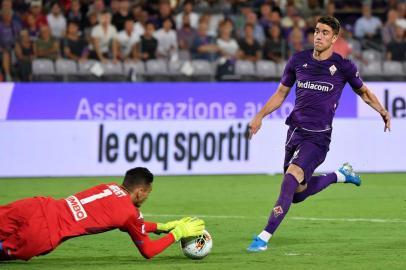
[335,170,346,182]
[258,231,272,243]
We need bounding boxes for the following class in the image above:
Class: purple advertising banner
[4,83,357,120]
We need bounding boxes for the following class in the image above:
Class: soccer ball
[180,230,213,260]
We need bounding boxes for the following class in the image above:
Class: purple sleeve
[345,60,363,90]
[280,56,296,87]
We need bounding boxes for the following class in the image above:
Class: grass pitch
[1,174,405,270]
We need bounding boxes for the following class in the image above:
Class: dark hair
[183,0,194,6]
[244,23,254,30]
[317,16,340,35]
[122,167,153,190]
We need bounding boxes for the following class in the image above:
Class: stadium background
[0,0,405,269]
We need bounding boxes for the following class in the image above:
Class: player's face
[133,184,152,207]
[313,23,337,52]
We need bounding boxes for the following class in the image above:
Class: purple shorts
[283,127,331,182]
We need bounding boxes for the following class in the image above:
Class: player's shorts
[0,198,53,261]
[283,126,331,183]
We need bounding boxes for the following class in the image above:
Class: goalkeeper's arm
[144,217,194,234]
[124,218,205,259]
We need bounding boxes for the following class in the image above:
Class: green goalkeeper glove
[156,217,193,233]
[171,218,205,242]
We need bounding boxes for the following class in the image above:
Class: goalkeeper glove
[156,217,193,233]
[171,218,205,242]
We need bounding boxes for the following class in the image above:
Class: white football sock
[258,231,272,243]
[335,170,346,182]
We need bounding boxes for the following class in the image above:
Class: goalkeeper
[0,167,204,261]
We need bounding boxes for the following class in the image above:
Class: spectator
[190,19,218,61]
[112,0,133,31]
[175,0,199,29]
[116,19,140,61]
[386,25,406,61]
[303,29,314,50]
[133,9,148,39]
[202,13,224,37]
[259,3,272,34]
[29,0,47,28]
[47,2,67,39]
[155,18,178,60]
[354,4,382,43]
[87,0,105,18]
[89,11,118,63]
[281,5,305,30]
[239,11,265,46]
[0,9,22,81]
[177,14,198,51]
[238,24,261,62]
[300,0,322,19]
[217,19,239,60]
[34,25,59,60]
[396,2,406,30]
[139,22,158,61]
[269,10,282,27]
[382,9,399,45]
[63,21,88,62]
[153,1,175,30]
[231,4,252,40]
[24,12,40,41]
[1,0,21,23]
[341,24,367,63]
[288,27,304,56]
[110,0,120,15]
[326,1,336,17]
[333,29,352,58]
[84,11,98,40]
[66,0,85,31]
[15,30,34,81]
[263,24,285,62]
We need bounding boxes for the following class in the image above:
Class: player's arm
[124,217,204,259]
[353,84,391,132]
[144,217,193,234]
[248,83,292,139]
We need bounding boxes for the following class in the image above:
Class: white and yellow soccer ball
[180,230,213,260]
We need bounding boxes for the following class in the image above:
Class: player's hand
[248,115,263,140]
[170,218,205,241]
[381,110,391,132]
[156,217,193,233]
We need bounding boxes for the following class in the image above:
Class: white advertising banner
[358,82,406,119]
[0,119,403,177]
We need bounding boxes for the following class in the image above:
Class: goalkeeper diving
[0,167,205,261]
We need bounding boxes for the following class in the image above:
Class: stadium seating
[256,60,278,80]
[32,59,57,81]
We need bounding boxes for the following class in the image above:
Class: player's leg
[0,202,21,261]
[247,164,303,252]
[293,163,361,204]
[247,140,327,252]
[0,198,54,261]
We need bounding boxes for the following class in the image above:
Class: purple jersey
[281,49,363,132]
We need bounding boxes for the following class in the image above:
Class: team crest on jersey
[273,206,284,217]
[303,63,308,68]
[329,65,337,76]
[289,149,300,164]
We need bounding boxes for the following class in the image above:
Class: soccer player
[247,16,391,252]
[0,167,205,261]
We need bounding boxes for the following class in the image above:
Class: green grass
[1,174,406,270]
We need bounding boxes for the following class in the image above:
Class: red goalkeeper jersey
[37,183,174,259]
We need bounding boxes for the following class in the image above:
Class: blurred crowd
[1,0,406,81]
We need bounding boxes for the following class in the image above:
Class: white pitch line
[144,214,406,223]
